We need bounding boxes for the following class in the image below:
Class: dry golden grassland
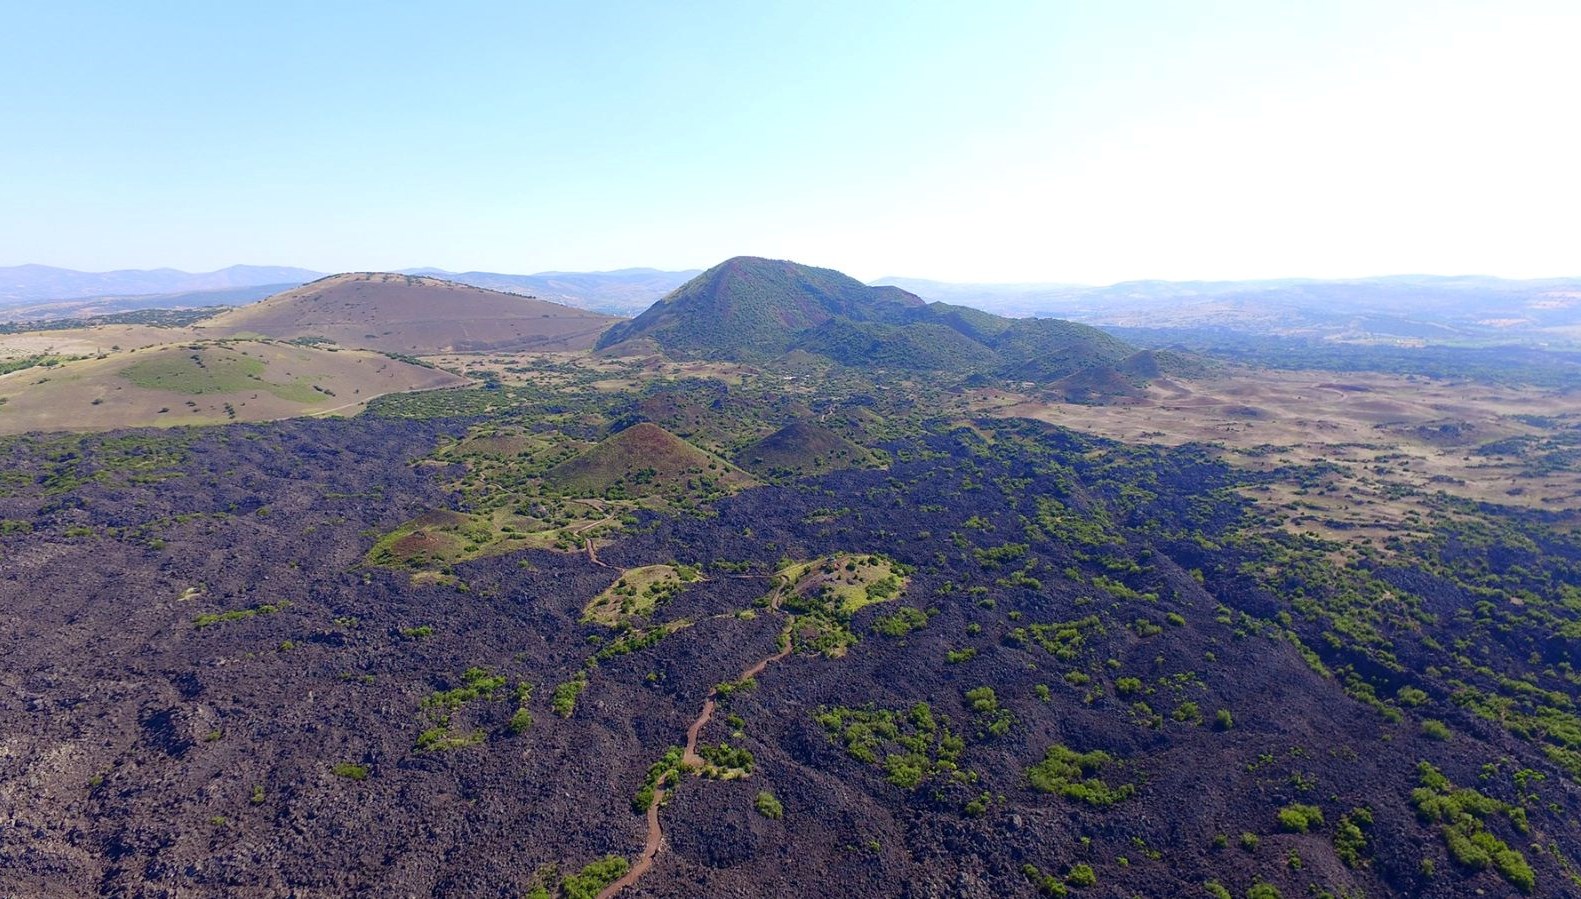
[0,340,463,435]
[968,368,1581,541]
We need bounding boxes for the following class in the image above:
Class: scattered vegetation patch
[193,601,286,628]
[695,742,756,779]
[583,563,700,626]
[815,702,967,790]
[415,666,508,752]
[1027,744,1135,806]
[872,605,928,637]
[1411,762,1535,893]
[965,686,1014,738]
[1007,614,1104,661]
[1333,807,1373,867]
[774,554,909,655]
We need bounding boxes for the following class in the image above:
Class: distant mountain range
[0,264,324,305]
[873,274,1581,346]
[398,268,700,316]
[9,262,1579,348]
[0,264,698,321]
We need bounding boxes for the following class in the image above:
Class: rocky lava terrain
[1,405,1579,898]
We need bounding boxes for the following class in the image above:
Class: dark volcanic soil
[0,416,1577,898]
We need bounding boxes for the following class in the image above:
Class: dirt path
[597,782,668,898]
[599,616,794,899]
[570,512,616,569]
[682,638,792,767]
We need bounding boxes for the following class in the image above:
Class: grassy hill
[0,340,464,434]
[736,420,880,477]
[598,256,1137,383]
[596,257,925,361]
[545,422,756,498]
[203,272,619,353]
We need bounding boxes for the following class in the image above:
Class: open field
[0,340,465,435]
[0,323,206,359]
[968,368,1581,541]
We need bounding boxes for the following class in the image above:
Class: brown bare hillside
[201,273,619,353]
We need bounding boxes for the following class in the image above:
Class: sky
[3,0,1579,284]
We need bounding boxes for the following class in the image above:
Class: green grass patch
[583,563,699,626]
[775,554,909,656]
[121,346,323,402]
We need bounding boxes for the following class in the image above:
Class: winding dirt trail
[681,639,792,768]
[598,613,793,899]
[570,512,616,568]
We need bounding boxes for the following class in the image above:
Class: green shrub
[754,791,784,819]
[331,762,368,780]
[631,747,683,812]
[698,742,755,774]
[560,855,630,899]
[873,606,928,637]
[1334,807,1372,867]
[552,674,588,718]
[1021,863,1068,896]
[1276,803,1324,833]
[1065,863,1096,887]
[1396,685,1429,706]
[1027,744,1134,806]
[1410,761,1533,892]
[509,707,533,734]
[1421,718,1452,741]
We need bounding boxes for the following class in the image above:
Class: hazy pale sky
[3,0,1578,283]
